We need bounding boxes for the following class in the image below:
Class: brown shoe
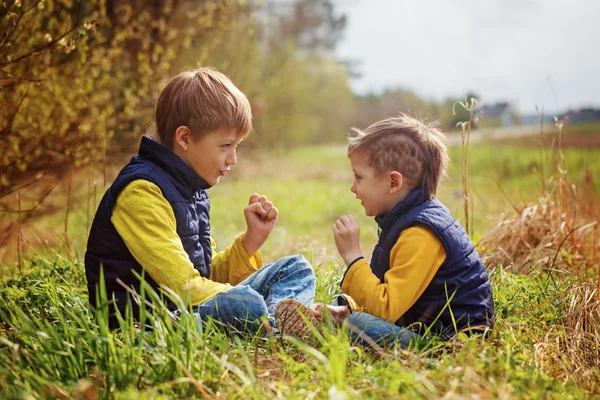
[274,299,319,338]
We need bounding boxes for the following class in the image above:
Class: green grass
[447,142,600,199]
[1,255,597,398]
[1,134,600,397]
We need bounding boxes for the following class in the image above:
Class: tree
[0,0,251,218]
[260,0,346,54]
[353,88,434,129]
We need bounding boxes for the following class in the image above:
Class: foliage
[1,0,98,195]
[1,0,229,197]
[270,0,347,54]
[352,88,435,130]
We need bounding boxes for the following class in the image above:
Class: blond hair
[347,114,448,198]
[155,67,252,147]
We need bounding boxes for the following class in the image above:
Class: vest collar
[138,136,211,194]
[375,187,429,233]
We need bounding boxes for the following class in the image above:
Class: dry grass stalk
[563,282,600,372]
[592,224,600,301]
[454,97,478,236]
[478,178,598,274]
[478,119,599,275]
[536,106,546,195]
[63,169,73,255]
[86,178,91,234]
[102,124,107,190]
[88,128,95,234]
[17,190,23,277]
[535,281,600,391]
[93,182,98,217]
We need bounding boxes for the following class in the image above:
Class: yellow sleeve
[111,180,231,306]
[340,225,447,323]
[209,234,263,285]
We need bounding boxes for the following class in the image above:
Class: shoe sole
[274,299,318,338]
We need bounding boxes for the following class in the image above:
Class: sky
[334,0,600,114]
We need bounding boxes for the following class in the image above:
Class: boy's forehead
[349,151,370,168]
[229,127,248,142]
[210,127,245,141]
[350,151,392,177]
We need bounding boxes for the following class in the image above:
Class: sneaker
[274,299,319,338]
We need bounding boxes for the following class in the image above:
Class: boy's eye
[222,143,231,148]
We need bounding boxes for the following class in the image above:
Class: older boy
[85,68,316,335]
[314,115,494,347]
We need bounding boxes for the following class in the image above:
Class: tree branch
[0,1,82,67]
[0,0,44,49]
[0,85,29,137]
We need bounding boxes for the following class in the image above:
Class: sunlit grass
[1,254,597,398]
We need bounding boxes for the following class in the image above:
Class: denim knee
[288,254,316,280]
[214,285,268,321]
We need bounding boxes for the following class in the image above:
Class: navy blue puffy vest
[85,136,212,326]
[370,188,494,337]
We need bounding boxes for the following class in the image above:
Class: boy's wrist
[342,252,363,267]
[241,233,262,256]
[346,255,364,268]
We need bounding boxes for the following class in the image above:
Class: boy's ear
[388,171,403,194]
[174,126,192,150]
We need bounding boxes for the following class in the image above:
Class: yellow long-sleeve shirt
[110,179,263,306]
[341,225,447,323]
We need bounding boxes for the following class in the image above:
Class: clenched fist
[332,215,363,266]
[242,193,278,256]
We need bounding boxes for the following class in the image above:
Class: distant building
[561,108,600,123]
[520,107,600,126]
[476,102,519,127]
[520,114,555,125]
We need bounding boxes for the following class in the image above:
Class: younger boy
[85,68,316,335]
[315,115,494,347]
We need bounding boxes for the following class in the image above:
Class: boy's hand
[310,303,350,324]
[242,193,278,256]
[332,215,362,266]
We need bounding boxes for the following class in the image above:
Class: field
[1,125,599,398]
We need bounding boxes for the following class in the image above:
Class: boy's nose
[226,148,237,166]
[350,182,357,193]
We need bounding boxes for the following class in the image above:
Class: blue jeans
[192,255,316,333]
[333,297,422,348]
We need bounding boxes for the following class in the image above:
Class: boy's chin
[202,176,219,187]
